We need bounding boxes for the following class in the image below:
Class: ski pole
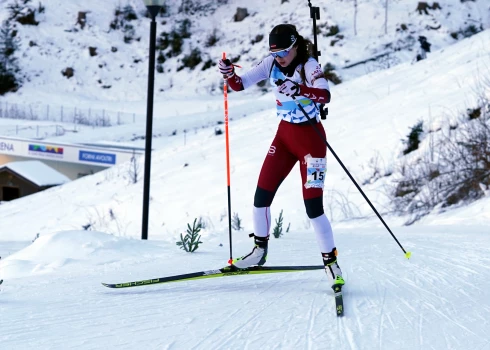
[222,52,234,264]
[277,80,411,258]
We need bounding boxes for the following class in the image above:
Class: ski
[102,265,324,289]
[332,284,344,316]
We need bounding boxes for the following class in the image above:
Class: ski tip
[405,251,412,259]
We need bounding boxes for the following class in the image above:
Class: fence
[1,124,66,139]
[0,101,139,127]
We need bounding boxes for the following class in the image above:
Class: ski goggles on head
[269,39,297,59]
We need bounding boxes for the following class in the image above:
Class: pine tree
[0,20,20,94]
[176,218,203,252]
[272,210,284,238]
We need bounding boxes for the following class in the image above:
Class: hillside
[0,29,489,241]
[0,0,488,112]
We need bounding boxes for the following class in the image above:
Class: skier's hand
[218,59,235,78]
[277,79,300,97]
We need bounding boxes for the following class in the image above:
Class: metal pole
[141,7,160,240]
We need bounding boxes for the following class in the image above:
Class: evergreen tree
[272,210,284,238]
[0,20,20,94]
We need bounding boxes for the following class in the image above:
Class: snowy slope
[1,225,490,349]
[0,30,489,243]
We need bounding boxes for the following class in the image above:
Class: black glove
[218,59,235,78]
[277,79,300,97]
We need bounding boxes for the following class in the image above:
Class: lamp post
[141,0,165,240]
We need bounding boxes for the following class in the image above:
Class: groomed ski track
[1,226,489,349]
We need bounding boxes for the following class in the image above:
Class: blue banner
[79,150,116,165]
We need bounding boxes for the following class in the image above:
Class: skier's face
[271,45,297,67]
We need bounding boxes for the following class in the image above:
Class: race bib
[305,157,326,189]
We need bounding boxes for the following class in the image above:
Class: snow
[0,0,490,348]
[0,160,70,186]
[0,230,163,279]
[1,0,489,109]
[1,226,490,349]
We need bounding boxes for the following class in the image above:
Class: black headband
[269,33,297,50]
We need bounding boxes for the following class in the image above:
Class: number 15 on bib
[305,157,326,189]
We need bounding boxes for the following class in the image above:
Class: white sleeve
[240,56,274,90]
[304,58,330,90]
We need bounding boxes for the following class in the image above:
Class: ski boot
[321,247,345,290]
[231,233,268,269]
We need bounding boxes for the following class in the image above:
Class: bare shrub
[82,206,129,236]
[438,112,490,207]
[363,151,393,185]
[391,101,490,221]
[128,151,141,184]
[324,189,363,222]
[231,212,242,231]
[205,28,219,47]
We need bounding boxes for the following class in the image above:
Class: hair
[269,24,314,83]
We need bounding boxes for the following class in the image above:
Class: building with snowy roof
[0,160,70,201]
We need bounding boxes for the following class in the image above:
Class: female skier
[218,24,344,287]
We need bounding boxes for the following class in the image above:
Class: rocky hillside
[0,0,488,107]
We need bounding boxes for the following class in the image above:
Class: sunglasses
[270,39,297,59]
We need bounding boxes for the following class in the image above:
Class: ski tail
[332,284,344,316]
[102,265,324,289]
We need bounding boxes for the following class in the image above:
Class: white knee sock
[310,214,336,253]
[253,206,271,238]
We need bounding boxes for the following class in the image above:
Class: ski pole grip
[222,52,228,79]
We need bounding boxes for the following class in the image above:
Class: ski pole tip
[405,251,412,259]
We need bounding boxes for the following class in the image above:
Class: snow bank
[0,230,164,279]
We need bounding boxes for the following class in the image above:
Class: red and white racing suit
[228,55,336,253]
